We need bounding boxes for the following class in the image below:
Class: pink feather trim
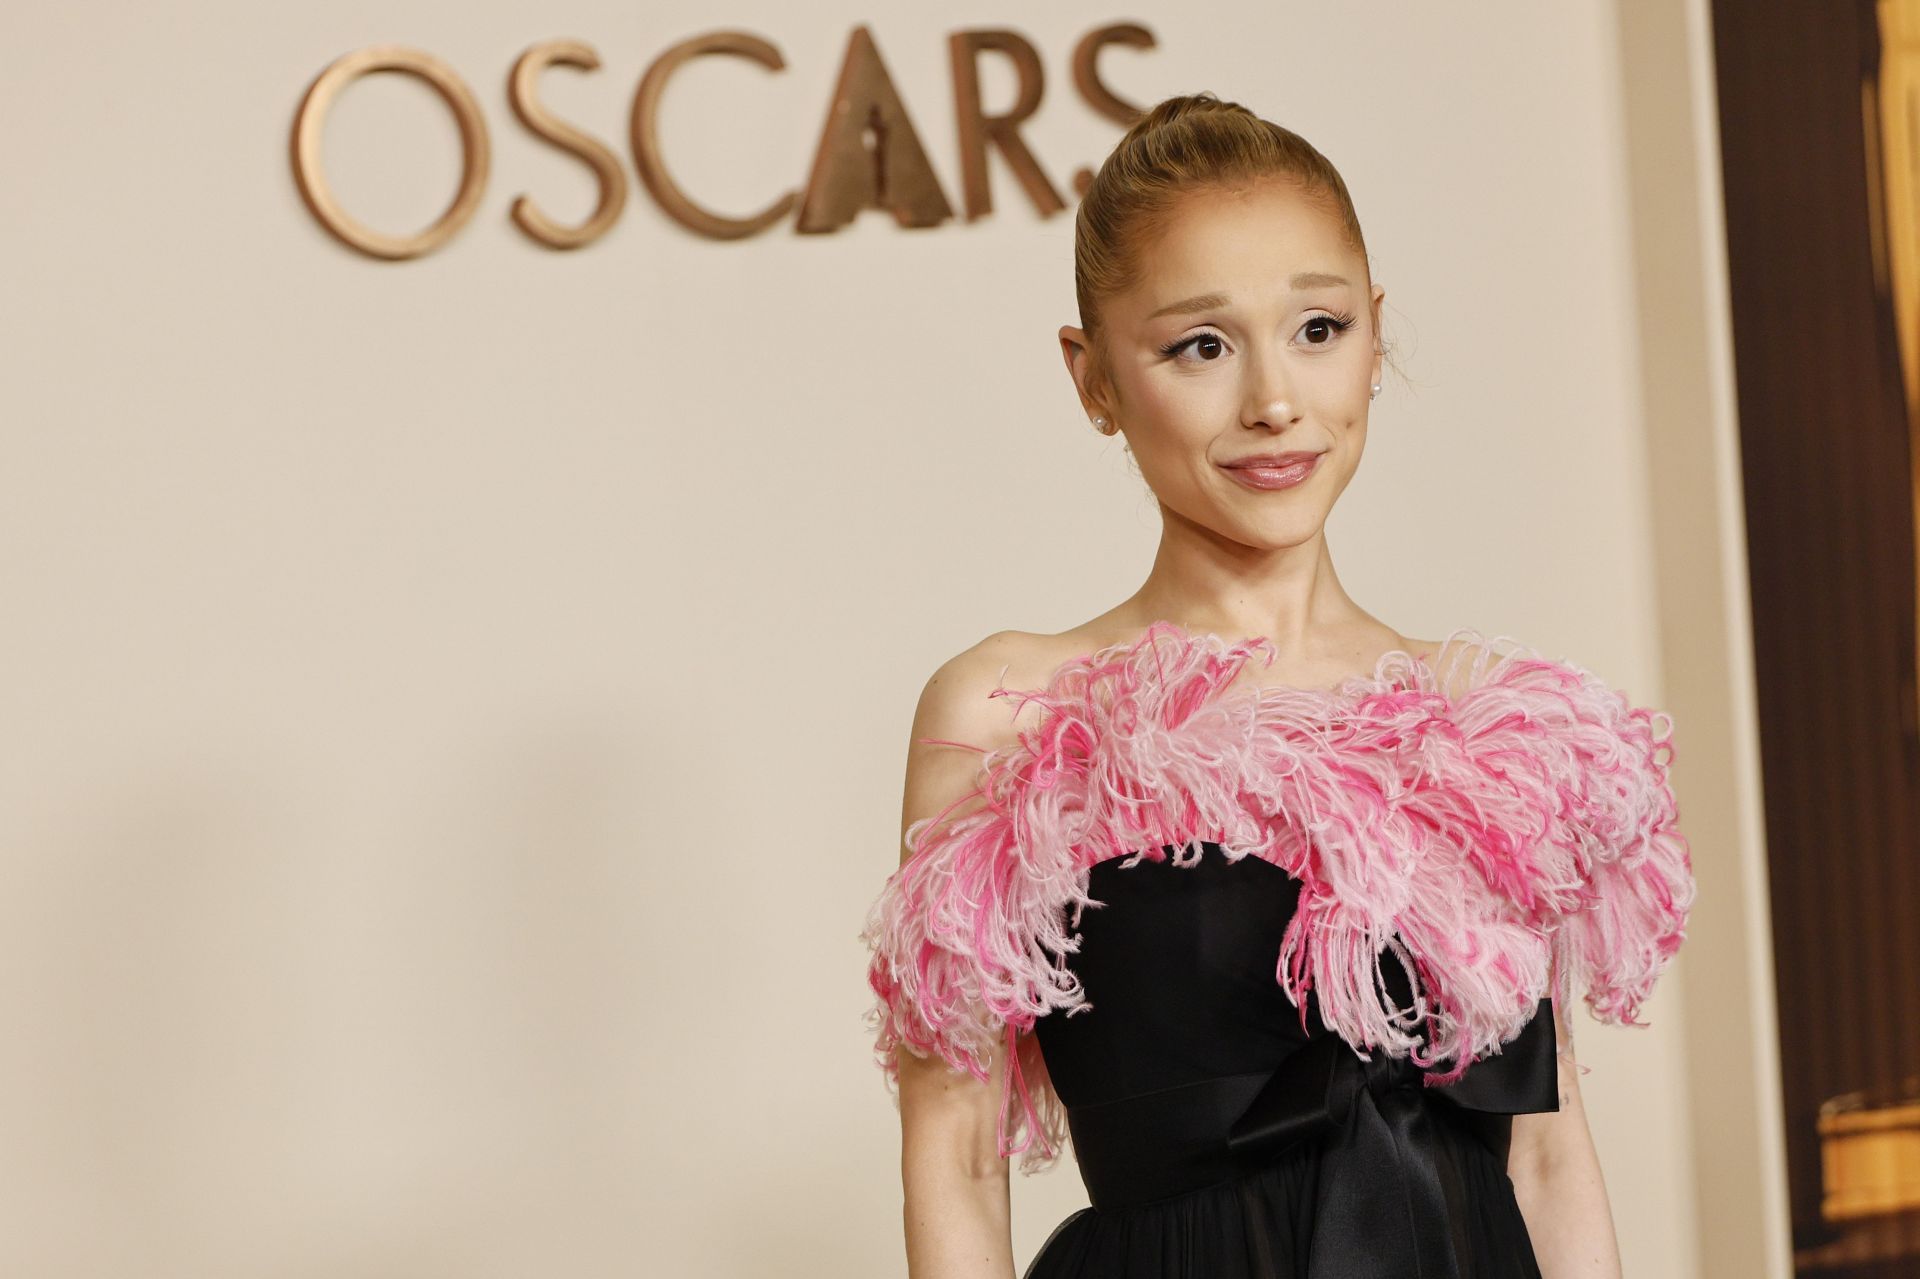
[858,621,1696,1174]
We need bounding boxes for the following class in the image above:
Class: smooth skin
[891,177,1621,1278]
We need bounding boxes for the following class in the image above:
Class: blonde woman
[860,93,1692,1279]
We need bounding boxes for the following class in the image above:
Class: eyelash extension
[1157,310,1359,359]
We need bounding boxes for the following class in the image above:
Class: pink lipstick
[1219,451,1322,491]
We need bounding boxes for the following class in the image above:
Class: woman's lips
[1219,453,1322,490]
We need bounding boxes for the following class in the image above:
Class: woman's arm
[898,1043,1016,1277]
[891,637,1029,1277]
[1507,981,1623,1278]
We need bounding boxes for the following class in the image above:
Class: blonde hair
[1073,92,1390,397]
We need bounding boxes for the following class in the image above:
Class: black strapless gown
[1023,845,1561,1279]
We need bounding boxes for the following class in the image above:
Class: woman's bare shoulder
[912,627,1103,747]
[895,631,1061,868]
[900,627,1118,822]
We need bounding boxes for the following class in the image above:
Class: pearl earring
[1369,383,1381,399]
[1093,416,1107,431]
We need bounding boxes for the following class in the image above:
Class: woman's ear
[1058,324,1109,424]
[1368,283,1387,387]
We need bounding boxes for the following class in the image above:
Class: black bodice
[1024,845,1560,1279]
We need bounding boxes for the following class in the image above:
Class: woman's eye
[1161,333,1227,362]
[1160,314,1354,362]
[1299,313,1356,346]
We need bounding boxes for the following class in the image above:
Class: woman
[859,93,1694,1279]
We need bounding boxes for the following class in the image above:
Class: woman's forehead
[1125,186,1362,313]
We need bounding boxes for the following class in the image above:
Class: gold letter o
[291,45,491,260]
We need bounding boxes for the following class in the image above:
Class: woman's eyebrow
[1147,291,1230,320]
[1145,273,1354,320]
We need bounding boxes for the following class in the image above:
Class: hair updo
[1072,91,1393,397]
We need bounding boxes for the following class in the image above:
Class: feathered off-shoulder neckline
[861,619,1693,1174]
[976,621,1533,734]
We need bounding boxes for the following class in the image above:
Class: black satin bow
[1224,998,1561,1279]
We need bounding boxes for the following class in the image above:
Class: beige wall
[0,0,1781,1275]
[1617,0,1792,1274]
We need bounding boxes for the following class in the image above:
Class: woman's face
[1062,180,1385,549]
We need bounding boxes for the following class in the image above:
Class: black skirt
[1022,1101,1544,1278]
